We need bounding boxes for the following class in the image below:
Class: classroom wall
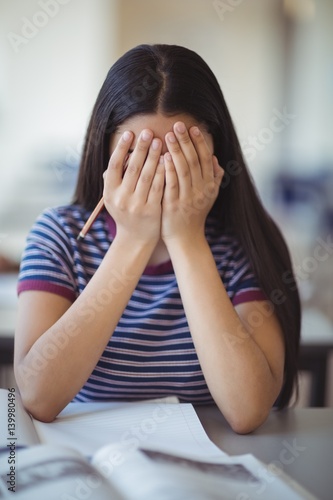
[0,0,118,257]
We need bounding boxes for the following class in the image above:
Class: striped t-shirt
[18,205,265,404]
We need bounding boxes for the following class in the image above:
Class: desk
[196,406,333,500]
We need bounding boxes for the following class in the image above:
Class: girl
[14,44,300,433]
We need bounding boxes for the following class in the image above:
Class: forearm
[17,235,156,421]
[17,126,165,421]
[166,235,279,433]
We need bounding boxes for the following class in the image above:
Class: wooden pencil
[77,153,131,240]
[77,196,105,240]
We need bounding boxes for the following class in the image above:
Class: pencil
[77,196,105,240]
[77,153,131,240]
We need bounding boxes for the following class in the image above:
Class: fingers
[172,122,202,183]
[106,128,161,190]
[164,125,224,217]
[134,137,163,200]
[105,130,134,188]
[105,128,165,209]
[105,122,222,208]
[165,130,191,198]
[121,129,153,192]
[163,152,179,204]
[188,126,215,183]
[147,155,165,204]
[166,122,215,194]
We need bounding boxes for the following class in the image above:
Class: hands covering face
[103,122,224,245]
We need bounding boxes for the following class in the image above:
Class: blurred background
[0,0,332,405]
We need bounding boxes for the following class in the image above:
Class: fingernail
[122,131,132,142]
[166,133,176,143]
[175,122,186,134]
[152,138,160,150]
[141,130,152,141]
[159,155,164,164]
[191,127,200,136]
[165,152,172,162]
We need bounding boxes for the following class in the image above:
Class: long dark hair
[73,44,301,408]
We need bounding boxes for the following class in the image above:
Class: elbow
[19,389,58,423]
[223,405,270,435]
[229,415,267,435]
[15,365,59,423]
[216,382,281,434]
[25,401,58,423]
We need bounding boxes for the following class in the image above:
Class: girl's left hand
[161,122,224,243]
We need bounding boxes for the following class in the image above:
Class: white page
[0,388,39,448]
[0,445,123,500]
[33,402,226,459]
[91,444,315,500]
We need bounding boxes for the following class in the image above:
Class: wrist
[164,231,208,256]
[109,232,157,265]
[115,227,159,248]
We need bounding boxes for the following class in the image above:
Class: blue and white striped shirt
[18,205,265,403]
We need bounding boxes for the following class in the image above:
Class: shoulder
[29,204,98,242]
[28,205,84,246]
[28,204,112,256]
[34,204,90,230]
[25,204,91,255]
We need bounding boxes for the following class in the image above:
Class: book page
[0,388,39,449]
[0,442,315,500]
[91,444,315,500]
[0,444,123,499]
[33,401,226,459]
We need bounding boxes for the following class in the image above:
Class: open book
[0,388,315,499]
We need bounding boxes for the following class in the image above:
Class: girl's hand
[103,129,164,244]
[161,122,224,243]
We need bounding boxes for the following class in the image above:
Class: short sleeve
[17,208,77,302]
[227,242,266,306]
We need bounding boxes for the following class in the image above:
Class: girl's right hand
[103,129,164,245]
